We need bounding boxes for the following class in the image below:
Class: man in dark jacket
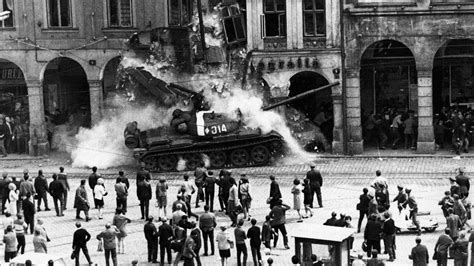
[247,218,262,266]
[268,175,282,209]
[117,170,130,189]
[455,167,470,198]
[144,216,158,263]
[0,173,10,214]
[48,174,65,216]
[434,228,453,266]
[72,222,93,266]
[137,178,152,219]
[335,213,347,227]
[269,199,290,249]
[393,185,407,214]
[364,214,381,258]
[382,212,397,261]
[204,171,216,212]
[358,188,371,233]
[306,164,323,208]
[409,237,429,266]
[22,193,35,234]
[158,217,173,265]
[0,117,8,157]
[57,167,70,210]
[88,167,100,208]
[217,170,232,212]
[323,212,338,226]
[34,170,50,212]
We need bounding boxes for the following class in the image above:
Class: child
[302,179,313,218]
[247,218,262,266]
[216,225,232,266]
[156,177,168,218]
[261,215,273,250]
[291,178,304,222]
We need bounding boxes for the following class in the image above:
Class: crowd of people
[0,102,30,157]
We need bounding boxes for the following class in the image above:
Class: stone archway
[102,56,122,101]
[360,40,417,149]
[43,57,90,128]
[0,59,29,154]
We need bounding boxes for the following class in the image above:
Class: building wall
[246,0,344,153]
[343,0,474,154]
[0,0,167,155]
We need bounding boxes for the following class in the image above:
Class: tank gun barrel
[262,82,340,111]
[168,83,200,97]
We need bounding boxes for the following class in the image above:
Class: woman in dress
[291,178,304,222]
[7,183,18,216]
[112,208,131,254]
[93,178,107,219]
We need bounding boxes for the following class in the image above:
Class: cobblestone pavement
[1,156,472,265]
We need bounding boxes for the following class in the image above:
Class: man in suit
[382,211,397,261]
[434,228,453,266]
[455,167,470,198]
[268,175,281,209]
[143,216,158,263]
[409,237,429,266]
[158,217,173,265]
[446,208,462,241]
[306,164,323,208]
[364,214,382,258]
[72,222,93,266]
[58,167,70,210]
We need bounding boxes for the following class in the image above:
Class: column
[416,69,435,153]
[89,80,103,126]
[26,80,48,156]
[332,83,344,154]
[345,68,363,154]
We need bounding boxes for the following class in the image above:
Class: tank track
[137,135,284,172]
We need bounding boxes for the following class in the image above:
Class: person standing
[247,218,262,266]
[3,225,17,262]
[58,166,70,210]
[291,178,304,222]
[88,166,100,209]
[451,231,468,266]
[22,193,35,234]
[435,228,453,266]
[228,177,239,227]
[268,175,282,209]
[7,183,18,216]
[235,219,248,266]
[453,194,467,226]
[409,237,429,266]
[34,170,50,212]
[74,180,91,222]
[0,116,8,157]
[261,215,273,250]
[0,173,10,214]
[216,225,232,266]
[306,164,323,208]
[218,170,232,213]
[190,223,202,266]
[239,175,252,221]
[158,217,173,266]
[112,208,131,254]
[182,174,199,219]
[117,170,129,190]
[97,223,120,266]
[446,208,462,241]
[33,228,47,253]
[204,171,216,212]
[269,199,290,249]
[364,214,381,258]
[114,178,128,214]
[94,178,107,219]
[13,214,27,254]
[302,178,313,219]
[72,222,93,266]
[199,205,216,256]
[19,171,35,209]
[382,211,396,261]
[48,174,65,216]
[357,188,370,233]
[144,216,158,264]
[182,232,197,266]
[156,177,168,218]
[194,162,207,208]
[455,167,470,198]
[137,176,152,220]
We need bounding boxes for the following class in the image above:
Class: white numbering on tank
[206,124,228,135]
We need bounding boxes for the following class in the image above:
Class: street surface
[1,156,473,265]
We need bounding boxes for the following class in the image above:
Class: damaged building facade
[343,0,474,154]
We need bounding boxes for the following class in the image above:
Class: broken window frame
[261,0,286,38]
[0,0,13,28]
[107,0,133,28]
[168,0,192,27]
[303,0,326,37]
[221,3,246,45]
[47,0,72,28]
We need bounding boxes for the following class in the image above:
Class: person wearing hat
[305,164,323,208]
[156,177,168,218]
[144,216,158,263]
[403,188,421,235]
[455,167,470,198]
[88,166,100,208]
[93,178,107,219]
[393,185,407,214]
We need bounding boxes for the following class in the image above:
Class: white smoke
[70,96,175,169]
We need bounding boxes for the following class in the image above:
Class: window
[48,0,71,27]
[303,0,325,37]
[108,0,132,27]
[262,0,286,38]
[0,0,13,28]
[222,4,246,44]
[168,0,191,27]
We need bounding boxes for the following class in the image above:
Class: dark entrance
[43,57,90,128]
[287,71,332,152]
[102,56,122,106]
[360,40,417,149]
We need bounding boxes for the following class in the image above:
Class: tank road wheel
[157,155,177,172]
[209,151,227,168]
[142,156,158,172]
[229,149,249,167]
[184,153,202,170]
[250,145,270,165]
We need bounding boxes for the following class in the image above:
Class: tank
[123,68,339,172]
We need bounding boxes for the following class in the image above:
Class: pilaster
[89,80,103,126]
[26,80,48,156]
[345,68,363,154]
[331,83,344,154]
[416,69,435,154]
